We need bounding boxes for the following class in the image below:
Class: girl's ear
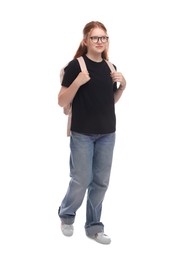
[82,38,87,46]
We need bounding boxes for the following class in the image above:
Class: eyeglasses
[90,36,109,43]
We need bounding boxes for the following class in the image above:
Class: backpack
[60,56,116,136]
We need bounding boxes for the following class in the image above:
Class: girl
[58,21,126,244]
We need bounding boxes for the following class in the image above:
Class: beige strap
[66,112,72,136]
[105,60,116,72]
[77,56,88,71]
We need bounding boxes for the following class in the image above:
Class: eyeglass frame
[89,36,109,43]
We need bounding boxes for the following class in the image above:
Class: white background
[0,0,173,259]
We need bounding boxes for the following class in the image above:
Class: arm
[58,70,90,108]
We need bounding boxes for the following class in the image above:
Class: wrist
[119,84,126,91]
[73,78,81,89]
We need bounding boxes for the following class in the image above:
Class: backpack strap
[105,60,116,73]
[77,56,88,72]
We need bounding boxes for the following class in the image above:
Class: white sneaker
[61,223,74,237]
[89,232,111,244]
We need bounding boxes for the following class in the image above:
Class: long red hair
[73,21,109,60]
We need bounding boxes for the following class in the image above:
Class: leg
[58,132,94,225]
[85,132,115,236]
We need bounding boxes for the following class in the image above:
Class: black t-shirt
[62,55,117,134]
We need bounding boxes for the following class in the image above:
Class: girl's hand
[111,71,126,90]
[76,70,90,86]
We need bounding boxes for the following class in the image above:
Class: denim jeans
[58,131,116,236]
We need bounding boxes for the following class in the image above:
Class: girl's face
[84,27,109,56]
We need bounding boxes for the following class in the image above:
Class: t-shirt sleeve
[61,59,81,87]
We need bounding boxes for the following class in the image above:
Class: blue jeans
[58,131,116,236]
